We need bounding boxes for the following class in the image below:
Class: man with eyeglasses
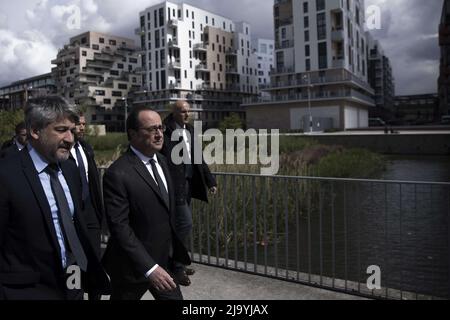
[102,105,190,300]
[0,122,28,159]
[161,100,217,286]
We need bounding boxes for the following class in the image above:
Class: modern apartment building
[51,31,142,132]
[253,39,275,90]
[0,73,56,110]
[244,0,374,131]
[133,1,259,128]
[439,0,450,116]
[393,94,439,125]
[366,32,395,119]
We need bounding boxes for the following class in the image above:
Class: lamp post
[303,74,313,133]
[122,96,128,133]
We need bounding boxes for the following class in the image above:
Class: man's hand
[209,186,218,195]
[148,266,177,292]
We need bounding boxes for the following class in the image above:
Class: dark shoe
[174,271,191,286]
[185,267,195,276]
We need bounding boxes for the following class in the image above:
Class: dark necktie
[45,164,88,271]
[74,143,89,202]
[149,159,170,208]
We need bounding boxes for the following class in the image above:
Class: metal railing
[189,173,450,300]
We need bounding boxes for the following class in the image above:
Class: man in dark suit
[102,105,190,300]
[161,100,217,286]
[0,96,109,300]
[69,112,105,300]
[0,122,27,159]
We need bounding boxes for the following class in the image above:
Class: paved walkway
[141,263,366,300]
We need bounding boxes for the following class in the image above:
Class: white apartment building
[52,31,142,132]
[133,1,259,128]
[245,0,375,131]
[253,39,275,89]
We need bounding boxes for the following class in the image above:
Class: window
[99,38,104,44]
[305,45,310,57]
[316,0,325,11]
[118,83,128,90]
[304,16,309,28]
[304,30,310,42]
[110,70,119,76]
[306,59,311,71]
[317,13,326,40]
[112,91,122,97]
[103,99,111,105]
[117,63,124,69]
[318,42,327,69]
[303,2,308,13]
[155,30,160,49]
[92,44,99,50]
[109,39,116,45]
[82,51,87,56]
[159,8,164,27]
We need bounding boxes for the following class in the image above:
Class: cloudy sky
[0,0,443,95]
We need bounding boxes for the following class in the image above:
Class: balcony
[135,27,145,35]
[169,81,182,89]
[226,67,238,74]
[168,39,179,48]
[332,57,345,68]
[193,43,208,52]
[195,64,209,72]
[133,67,146,74]
[168,60,181,69]
[196,82,212,90]
[275,40,294,49]
[226,49,238,56]
[168,19,179,28]
[270,66,295,75]
[86,61,112,69]
[331,28,345,41]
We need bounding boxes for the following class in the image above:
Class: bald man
[102,106,190,300]
[161,100,217,286]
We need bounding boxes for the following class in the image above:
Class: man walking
[0,96,109,300]
[161,100,217,286]
[102,105,190,300]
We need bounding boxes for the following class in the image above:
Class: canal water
[193,156,450,299]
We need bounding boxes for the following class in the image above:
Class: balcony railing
[193,43,208,51]
[243,89,374,105]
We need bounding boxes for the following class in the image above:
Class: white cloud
[0,29,57,85]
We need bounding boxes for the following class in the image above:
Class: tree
[218,113,244,133]
[0,109,25,145]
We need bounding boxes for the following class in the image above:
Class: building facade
[245,0,374,131]
[133,1,259,128]
[393,94,439,125]
[0,73,56,110]
[253,38,275,90]
[51,31,142,132]
[439,0,450,117]
[366,32,395,120]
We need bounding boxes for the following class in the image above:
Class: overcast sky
[0,0,443,95]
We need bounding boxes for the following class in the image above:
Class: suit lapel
[20,151,62,261]
[127,150,170,212]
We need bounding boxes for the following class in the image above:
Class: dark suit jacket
[102,149,190,286]
[0,143,20,159]
[0,149,110,300]
[69,140,104,258]
[162,114,217,205]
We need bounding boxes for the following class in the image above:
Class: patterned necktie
[45,164,88,271]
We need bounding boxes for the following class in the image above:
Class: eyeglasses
[139,125,166,134]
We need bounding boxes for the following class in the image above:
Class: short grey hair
[25,96,79,137]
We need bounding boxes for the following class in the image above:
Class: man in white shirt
[102,106,190,300]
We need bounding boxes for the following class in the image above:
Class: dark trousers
[174,181,193,273]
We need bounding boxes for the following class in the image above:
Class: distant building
[439,0,450,116]
[0,73,56,110]
[253,38,275,91]
[244,0,374,132]
[133,1,259,128]
[393,94,439,125]
[366,32,395,120]
[51,31,142,132]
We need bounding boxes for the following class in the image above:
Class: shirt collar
[130,145,157,164]
[14,138,25,151]
[28,145,56,174]
[175,122,186,130]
